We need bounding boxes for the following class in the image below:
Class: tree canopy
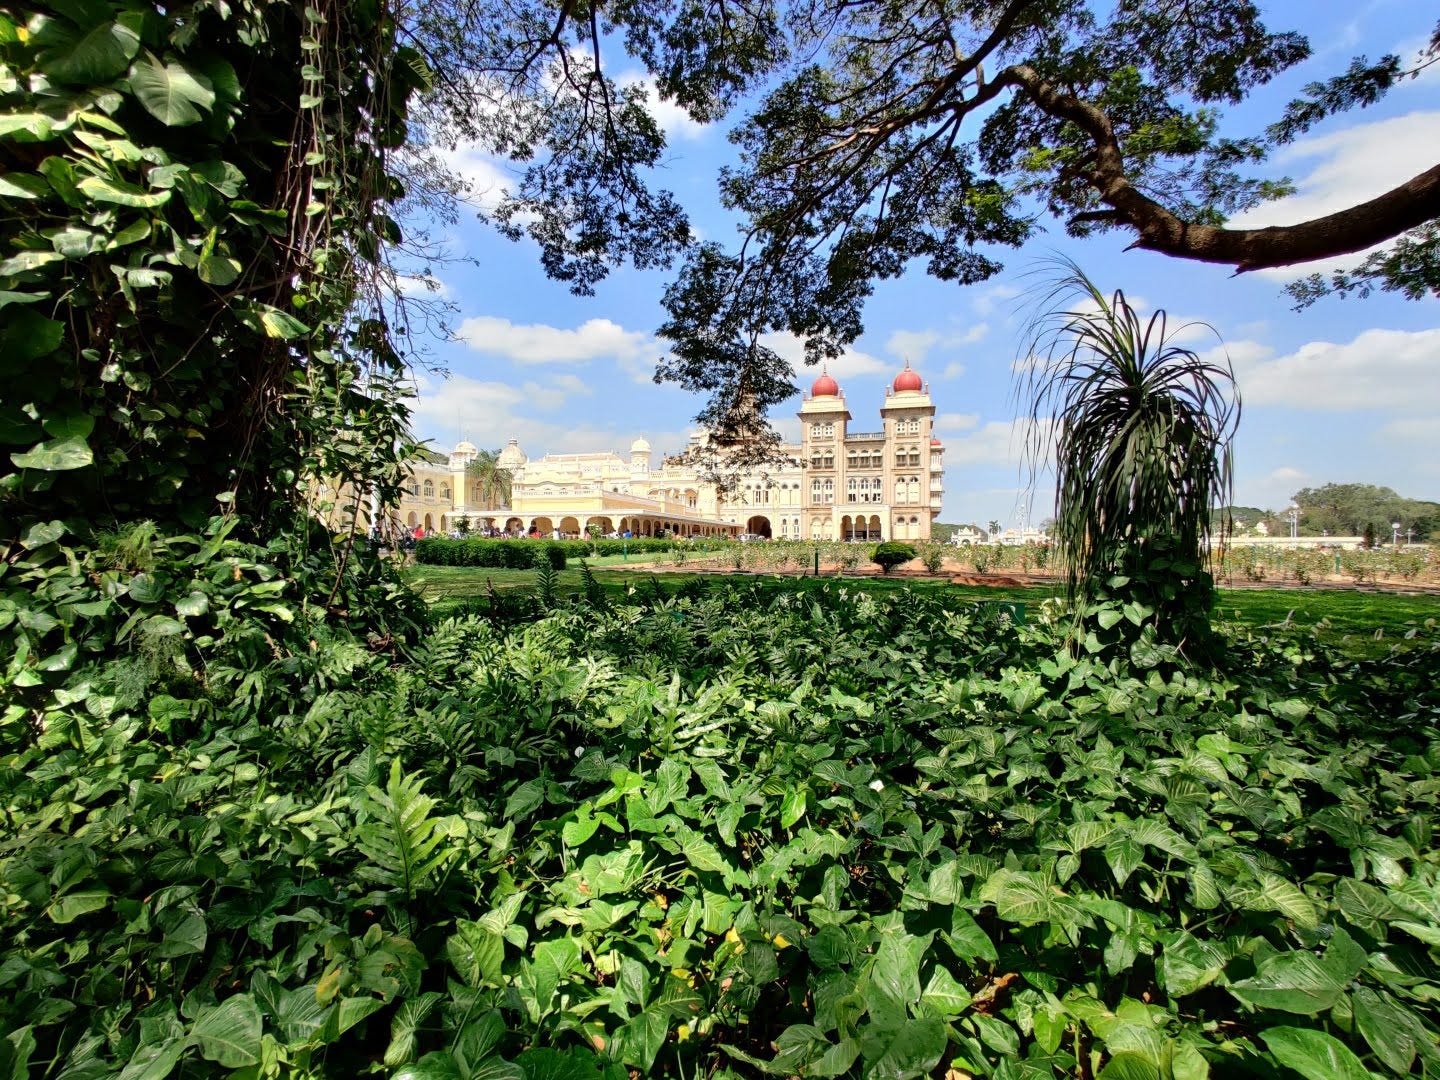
[399,0,1439,429]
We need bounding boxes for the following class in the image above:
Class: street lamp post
[1392,521,1401,548]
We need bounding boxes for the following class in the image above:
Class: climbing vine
[0,0,428,538]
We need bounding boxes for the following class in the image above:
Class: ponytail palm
[1022,261,1240,651]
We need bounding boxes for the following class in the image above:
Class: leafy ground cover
[7,564,1440,1078]
[404,565,1438,659]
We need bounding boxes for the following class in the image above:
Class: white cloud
[885,324,988,367]
[395,273,451,299]
[1380,416,1440,443]
[760,331,889,382]
[1269,466,1307,483]
[886,329,939,362]
[409,370,691,460]
[618,73,708,141]
[1227,327,1440,411]
[438,145,522,214]
[455,315,651,366]
[970,283,1021,316]
[943,418,1053,469]
[942,361,967,380]
[1230,110,1440,280]
[935,412,980,433]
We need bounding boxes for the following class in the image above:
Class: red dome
[893,362,923,393]
[931,437,942,446]
[811,369,839,397]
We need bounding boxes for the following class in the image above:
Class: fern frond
[357,759,456,899]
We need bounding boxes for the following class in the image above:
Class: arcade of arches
[355,363,946,541]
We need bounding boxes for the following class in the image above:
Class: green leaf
[0,308,64,362]
[188,995,262,1068]
[11,434,92,472]
[392,1054,465,1080]
[128,52,216,126]
[779,786,808,828]
[527,937,581,1015]
[42,413,94,439]
[117,1038,184,1080]
[1229,950,1347,1014]
[448,921,504,988]
[258,307,310,340]
[0,173,51,199]
[174,591,209,617]
[918,968,971,1018]
[48,890,109,923]
[1260,1027,1375,1080]
[944,908,998,964]
[859,1018,947,1080]
[36,16,140,84]
[1097,1054,1161,1080]
[75,176,171,208]
[198,254,242,286]
[1352,987,1420,1074]
[20,520,65,548]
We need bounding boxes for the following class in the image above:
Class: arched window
[811,478,822,502]
[908,446,921,467]
[895,447,906,466]
[823,452,834,469]
[847,450,858,468]
[823,479,834,503]
[422,480,434,498]
[847,477,858,502]
[439,483,450,500]
[894,478,906,503]
[907,477,920,504]
[407,481,419,496]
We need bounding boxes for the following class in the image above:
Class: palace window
[847,478,858,502]
[908,446,921,467]
[439,484,450,500]
[823,479,834,503]
[823,452,834,469]
[811,478,822,502]
[847,450,858,468]
[407,481,419,496]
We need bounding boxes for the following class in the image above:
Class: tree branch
[1007,63,1440,272]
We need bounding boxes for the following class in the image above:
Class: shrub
[540,543,567,570]
[917,542,946,573]
[872,541,917,573]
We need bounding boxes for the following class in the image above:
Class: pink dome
[893,362,923,393]
[811,369,839,397]
[931,437,942,446]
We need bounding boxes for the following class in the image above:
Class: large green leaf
[1260,1027,1375,1080]
[0,308,63,362]
[35,13,140,83]
[859,1019,947,1080]
[75,176,171,208]
[189,995,262,1068]
[12,434,93,471]
[128,52,217,126]
[1229,950,1347,1014]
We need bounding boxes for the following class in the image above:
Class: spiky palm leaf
[1021,259,1240,608]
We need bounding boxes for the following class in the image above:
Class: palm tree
[1020,259,1240,652]
[987,519,1002,537]
[466,449,513,510]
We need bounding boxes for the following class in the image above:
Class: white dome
[454,440,478,454]
[630,437,652,454]
[497,437,527,469]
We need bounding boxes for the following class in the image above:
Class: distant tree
[466,451,513,510]
[1363,522,1378,549]
[1292,483,1439,538]
[872,542,917,574]
[987,520,1002,537]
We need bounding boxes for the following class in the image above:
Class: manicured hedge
[413,536,689,566]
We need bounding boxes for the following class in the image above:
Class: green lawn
[403,563,1439,656]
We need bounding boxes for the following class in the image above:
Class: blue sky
[404,0,1438,529]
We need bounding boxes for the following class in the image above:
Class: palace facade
[381,362,944,541]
